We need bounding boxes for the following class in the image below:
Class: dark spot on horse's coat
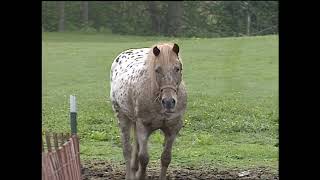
[119,60,122,65]
[131,56,134,58]
[140,70,144,76]
[122,56,126,58]
[116,57,119,62]
[130,65,133,68]
[115,72,118,77]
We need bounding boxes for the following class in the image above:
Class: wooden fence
[42,132,82,180]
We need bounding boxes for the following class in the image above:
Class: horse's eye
[175,68,180,72]
[155,68,160,73]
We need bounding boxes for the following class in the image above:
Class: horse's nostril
[161,99,165,105]
[172,99,176,105]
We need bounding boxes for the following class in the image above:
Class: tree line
[42,1,278,38]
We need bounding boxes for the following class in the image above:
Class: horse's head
[150,43,183,113]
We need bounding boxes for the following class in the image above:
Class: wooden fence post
[42,95,82,180]
[70,94,82,177]
[45,132,52,152]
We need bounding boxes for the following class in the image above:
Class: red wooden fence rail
[42,132,81,180]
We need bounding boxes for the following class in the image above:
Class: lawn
[42,32,278,172]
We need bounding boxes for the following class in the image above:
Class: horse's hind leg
[130,122,139,178]
[117,113,133,180]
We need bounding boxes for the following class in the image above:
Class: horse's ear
[153,46,160,56]
[172,43,179,55]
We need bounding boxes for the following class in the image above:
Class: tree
[42,1,278,37]
[148,1,160,35]
[166,1,183,36]
[242,2,251,36]
[80,1,89,26]
[58,1,65,32]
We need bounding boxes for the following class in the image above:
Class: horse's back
[110,48,149,82]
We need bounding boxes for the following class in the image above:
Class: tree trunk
[58,1,65,32]
[148,1,160,34]
[247,11,251,36]
[80,1,89,26]
[166,1,183,36]
[246,2,251,36]
[42,2,46,31]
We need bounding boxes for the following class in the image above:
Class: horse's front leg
[159,123,182,180]
[135,122,151,180]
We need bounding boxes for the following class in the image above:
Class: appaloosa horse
[109,43,187,180]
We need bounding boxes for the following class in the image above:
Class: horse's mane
[145,42,183,97]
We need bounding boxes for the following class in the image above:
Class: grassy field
[42,32,278,172]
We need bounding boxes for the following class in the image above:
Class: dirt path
[81,160,278,180]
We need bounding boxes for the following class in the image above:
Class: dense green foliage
[42,32,278,170]
[42,1,278,37]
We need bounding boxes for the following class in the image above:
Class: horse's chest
[140,112,181,130]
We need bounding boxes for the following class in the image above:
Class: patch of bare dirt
[81,160,278,180]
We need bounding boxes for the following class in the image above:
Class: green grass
[42,32,278,171]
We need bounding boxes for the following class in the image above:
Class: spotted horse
[109,43,187,180]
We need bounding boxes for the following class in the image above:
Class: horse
[109,42,187,180]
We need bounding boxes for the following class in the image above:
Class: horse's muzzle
[161,97,176,112]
